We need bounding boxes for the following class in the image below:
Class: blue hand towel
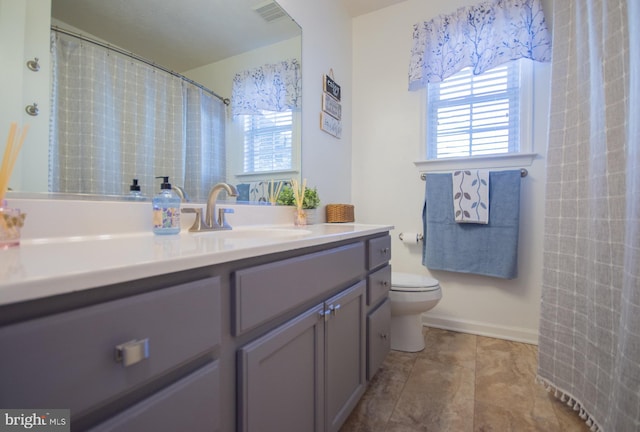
[422,170,521,279]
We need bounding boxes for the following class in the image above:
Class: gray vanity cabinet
[0,277,222,431]
[367,298,391,380]
[88,362,220,432]
[238,281,366,432]
[0,231,391,432]
[238,304,325,432]
[366,237,392,381]
[325,281,367,432]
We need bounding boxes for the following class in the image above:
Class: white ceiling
[50,0,407,72]
[343,0,408,17]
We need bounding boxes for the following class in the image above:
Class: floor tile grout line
[472,333,479,432]
[383,352,419,431]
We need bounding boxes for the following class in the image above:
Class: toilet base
[390,314,425,352]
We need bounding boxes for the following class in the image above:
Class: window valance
[408,0,552,90]
[231,59,301,116]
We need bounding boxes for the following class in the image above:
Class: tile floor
[341,327,590,432]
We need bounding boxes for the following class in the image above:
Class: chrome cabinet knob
[115,338,149,367]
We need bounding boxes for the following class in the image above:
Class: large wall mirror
[9,0,301,203]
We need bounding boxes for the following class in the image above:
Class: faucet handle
[182,207,206,231]
[217,208,235,230]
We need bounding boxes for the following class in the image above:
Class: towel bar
[419,168,528,181]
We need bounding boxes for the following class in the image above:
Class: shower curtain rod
[419,168,528,181]
[51,26,231,106]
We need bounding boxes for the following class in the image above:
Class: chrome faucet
[172,185,189,202]
[205,182,238,229]
[183,182,238,232]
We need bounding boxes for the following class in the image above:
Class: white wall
[351,0,553,344]
[0,0,51,193]
[276,0,354,219]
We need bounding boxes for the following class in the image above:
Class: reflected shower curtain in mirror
[184,86,226,201]
[537,1,640,431]
[49,31,225,200]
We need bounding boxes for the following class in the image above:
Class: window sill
[414,152,538,175]
[235,169,299,180]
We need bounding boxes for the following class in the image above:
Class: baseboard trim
[421,315,539,345]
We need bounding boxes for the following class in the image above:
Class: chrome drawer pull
[115,338,150,367]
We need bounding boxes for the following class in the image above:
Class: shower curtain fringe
[535,376,601,432]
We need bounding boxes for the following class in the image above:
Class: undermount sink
[193,227,313,240]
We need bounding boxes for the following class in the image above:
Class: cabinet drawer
[233,242,365,335]
[367,235,391,270]
[367,298,391,381]
[0,277,221,417]
[89,361,220,432]
[367,265,391,306]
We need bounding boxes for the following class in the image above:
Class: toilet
[389,272,442,352]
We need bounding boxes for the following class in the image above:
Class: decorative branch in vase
[1,122,29,248]
[276,179,320,226]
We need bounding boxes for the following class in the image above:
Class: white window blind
[427,61,522,159]
[243,110,293,173]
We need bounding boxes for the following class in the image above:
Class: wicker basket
[326,204,355,223]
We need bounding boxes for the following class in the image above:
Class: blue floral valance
[408,0,552,90]
[231,59,301,116]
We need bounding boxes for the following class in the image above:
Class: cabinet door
[325,281,366,432]
[238,304,325,432]
[367,298,391,381]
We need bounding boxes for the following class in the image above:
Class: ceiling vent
[252,1,287,22]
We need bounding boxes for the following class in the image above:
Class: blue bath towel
[422,170,521,279]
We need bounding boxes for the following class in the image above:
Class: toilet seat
[392,272,440,292]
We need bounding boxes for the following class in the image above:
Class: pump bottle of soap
[152,176,180,235]
[128,178,146,201]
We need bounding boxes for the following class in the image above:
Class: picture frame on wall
[322,93,342,120]
[323,74,341,101]
[320,112,342,138]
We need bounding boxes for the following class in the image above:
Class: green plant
[277,186,320,209]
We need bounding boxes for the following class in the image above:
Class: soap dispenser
[152,176,181,235]
[128,178,146,201]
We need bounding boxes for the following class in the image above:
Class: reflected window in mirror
[231,59,301,178]
[242,110,293,174]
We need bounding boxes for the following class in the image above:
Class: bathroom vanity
[0,220,392,432]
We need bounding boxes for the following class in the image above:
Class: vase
[0,206,26,249]
[294,208,307,226]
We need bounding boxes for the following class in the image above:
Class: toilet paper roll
[399,232,422,244]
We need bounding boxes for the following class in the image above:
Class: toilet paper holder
[398,232,424,243]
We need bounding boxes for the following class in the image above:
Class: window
[427,60,528,160]
[243,110,293,173]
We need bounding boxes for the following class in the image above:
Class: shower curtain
[537,1,640,431]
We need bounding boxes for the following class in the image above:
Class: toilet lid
[392,272,440,292]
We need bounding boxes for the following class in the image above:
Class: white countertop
[0,223,392,307]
